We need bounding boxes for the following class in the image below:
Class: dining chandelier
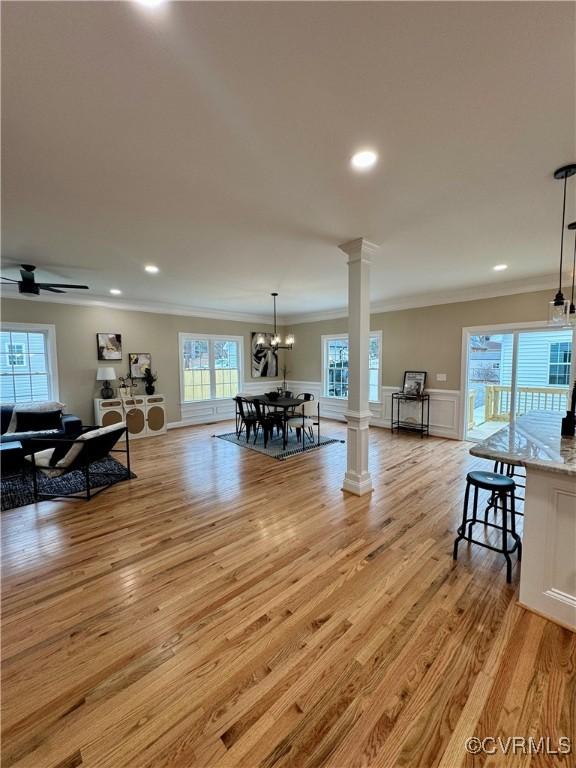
[549,163,576,325]
[256,292,294,350]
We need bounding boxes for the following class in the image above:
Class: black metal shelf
[391,392,430,438]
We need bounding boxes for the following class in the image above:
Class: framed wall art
[402,370,427,396]
[97,333,122,361]
[129,352,152,379]
[251,333,278,378]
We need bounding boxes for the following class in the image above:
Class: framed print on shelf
[97,333,122,361]
[251,333,278,378]
[129,352,152,379]
[402,370,427,397]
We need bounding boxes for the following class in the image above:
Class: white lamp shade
[96,366,116,381]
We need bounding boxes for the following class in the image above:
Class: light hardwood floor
[1,421,574,768]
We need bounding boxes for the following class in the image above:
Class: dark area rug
[1,457,135,512]
[216,431,343,460]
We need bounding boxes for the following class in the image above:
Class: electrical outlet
[436,373,447,382]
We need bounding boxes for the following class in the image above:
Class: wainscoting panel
[169,380,284,429]
[288,381,461,440]
[170,380,461,440]
[376,386,461,439]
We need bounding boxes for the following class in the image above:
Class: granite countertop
[470,411,576,477]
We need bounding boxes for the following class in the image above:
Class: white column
[339,238,378,496]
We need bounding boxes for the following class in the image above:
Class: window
[549,341,572,386]
[368,335,380,402]
[179,334,242,401]
[325,338,348,398]
[0,324,58,403]
[322,332,381,401]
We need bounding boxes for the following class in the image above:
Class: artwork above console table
[94,395,166,440]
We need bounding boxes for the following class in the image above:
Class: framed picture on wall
[251,333,278,378]
[129,352,152,379]
[402,370,427,396]
[97,333,122,361]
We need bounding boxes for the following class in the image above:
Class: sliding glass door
[466,333,514,440]
[465,327,573,441]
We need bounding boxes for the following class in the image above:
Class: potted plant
[143,368,158,395]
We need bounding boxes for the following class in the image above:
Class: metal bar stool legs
[453,470,521,583]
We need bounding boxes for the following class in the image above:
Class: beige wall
[1,289,551,425]
[1,298,284,424]
[286,290,551,390]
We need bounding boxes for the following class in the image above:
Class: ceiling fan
[0,264,89,295]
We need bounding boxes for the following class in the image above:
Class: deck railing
[467,389,476,430]
[483,385,568,421]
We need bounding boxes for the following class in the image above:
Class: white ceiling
[2,1,575,321]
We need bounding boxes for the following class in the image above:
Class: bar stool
[484,460,525,522]
[453,470,522,583]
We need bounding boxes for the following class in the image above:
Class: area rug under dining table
[216,430,343,460]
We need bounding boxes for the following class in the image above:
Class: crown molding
[1,273,557,327]
[0,290,275,325]
[282,273,558,325]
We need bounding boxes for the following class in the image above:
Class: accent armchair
[26,423,131,501]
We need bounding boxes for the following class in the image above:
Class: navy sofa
[1,404,82,454]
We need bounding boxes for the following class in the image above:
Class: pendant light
[549,164,576,325]
[568,221,576,326]
[256,293,294,350]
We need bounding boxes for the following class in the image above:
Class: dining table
[240,394,310,449]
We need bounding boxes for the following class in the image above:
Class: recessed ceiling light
[145,265,159,274]
[110,288,122,295]
[350,149,378,172]
[134,0,165,8]
[493,264,508,272]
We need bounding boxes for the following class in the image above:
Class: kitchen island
[471,411,576,631]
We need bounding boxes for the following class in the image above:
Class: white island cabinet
[471,411,576,631]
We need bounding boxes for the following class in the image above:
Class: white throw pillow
[56,422,127,468]
[5,401,66,434]
[24,448,64,478]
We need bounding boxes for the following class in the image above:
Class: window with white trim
[549,341,572,386]
[179,334,243,401]
[0,325,58,402]
[322,333,381,402]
